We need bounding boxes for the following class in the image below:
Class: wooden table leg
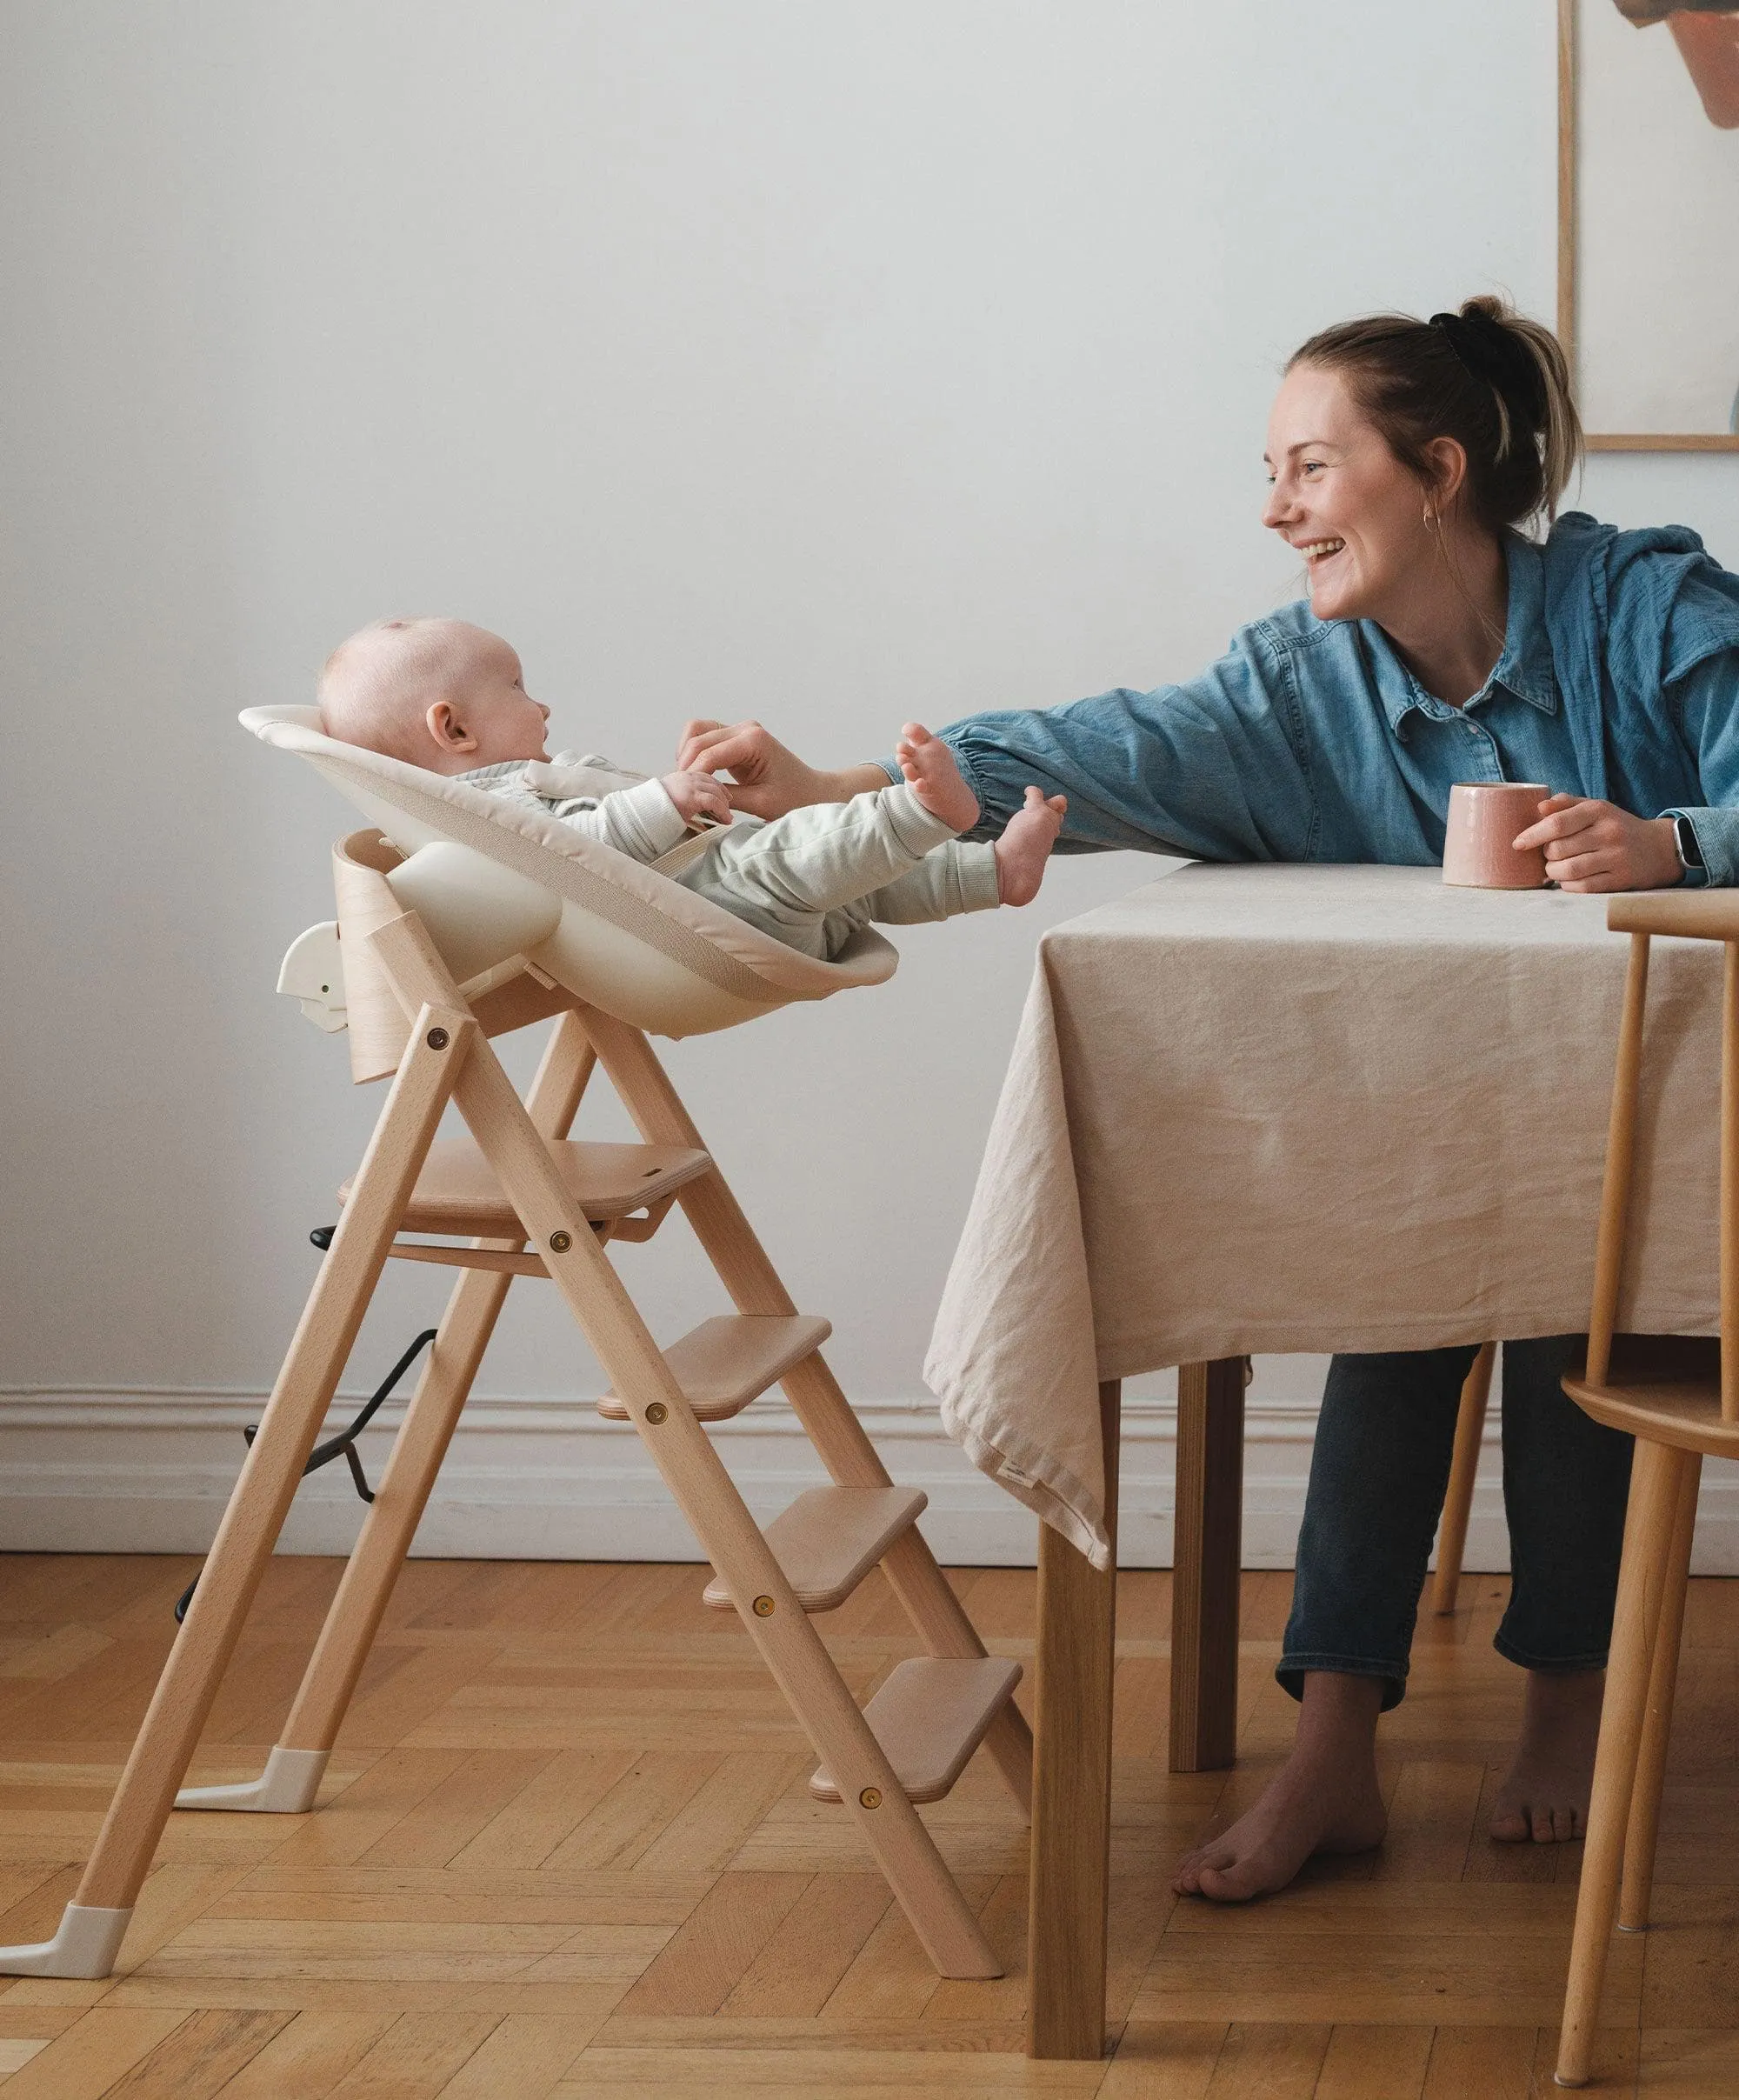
[1170,1357,1246,1773]
[1028,1380,1120,2061]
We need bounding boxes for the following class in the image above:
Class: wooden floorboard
[1,1557,1738,2094]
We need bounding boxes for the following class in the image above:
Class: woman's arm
[678,628,1319,861]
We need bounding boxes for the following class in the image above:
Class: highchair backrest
[242,705,898,1066]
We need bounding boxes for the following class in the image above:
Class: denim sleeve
[875,627,1317,861]
[1660,645,1739,888]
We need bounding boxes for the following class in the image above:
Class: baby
[316,617,1067,961]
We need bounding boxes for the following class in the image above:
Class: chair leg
[0,1009,468,1976]
[1555,1437,1689,2088]
[1432,1341,1496,1617]
[1618,1448,1702,1933]
[177,1018,595,1813]
[188,1263,515,1810]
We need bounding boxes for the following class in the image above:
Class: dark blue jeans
[1278,1337,1634,1711]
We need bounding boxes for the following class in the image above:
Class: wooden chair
[1554,890,1739,2089]
[0,710,1031,1983]
[1431,1340,1497,1617]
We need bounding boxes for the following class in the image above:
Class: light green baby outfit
[460,751,1001,961]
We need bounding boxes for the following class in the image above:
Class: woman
[676,297,1739,1900]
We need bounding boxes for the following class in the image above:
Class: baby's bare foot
[1489,1668,1604,1843]
[896,723,979,831]
[994,785,1068,906]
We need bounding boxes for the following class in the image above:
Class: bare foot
[993,785,1069,905]
[1488,1668,1604,1843]
[896,722,979,830]
[1173,1673,1389,1903]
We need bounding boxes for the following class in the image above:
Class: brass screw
[549,1230,572,1252]
[425,1027,450,1050]
[752,1595,775,1617]
[859,1787,882,1810]
[644,1402,668,1424]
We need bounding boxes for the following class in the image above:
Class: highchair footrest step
[597,1313,830,1423]
[703,1484,929,1613]
[341,1136,712,1240]
[810,1656,1023,1806]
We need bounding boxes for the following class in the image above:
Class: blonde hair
[317,617,463,762]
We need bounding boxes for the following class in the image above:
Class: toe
[1489,1806,1530,1843]
[1195,1862,1259,1903]
[1531,1807,1556,1843]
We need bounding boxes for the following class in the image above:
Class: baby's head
[317,617,550,774]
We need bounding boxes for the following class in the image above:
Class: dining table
[923,863,1729,2060]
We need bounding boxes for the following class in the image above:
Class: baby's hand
[660,769,733,829]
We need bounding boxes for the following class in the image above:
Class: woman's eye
[1302,461,1323,476]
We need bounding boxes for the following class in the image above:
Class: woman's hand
[674,719,887,818]
[1511,795,1682,893]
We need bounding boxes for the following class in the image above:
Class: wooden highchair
[0,710,1032,1983]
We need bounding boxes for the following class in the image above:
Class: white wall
[4,2,1738,1566]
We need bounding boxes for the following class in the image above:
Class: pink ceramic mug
[1442,782,1550,890]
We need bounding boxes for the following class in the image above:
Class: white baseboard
[6,1383,1739,1572]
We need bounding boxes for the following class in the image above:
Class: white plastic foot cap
[0,1903,131,1977]
[175,1744,329,1814]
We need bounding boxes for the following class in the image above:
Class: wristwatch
[1673,813,1705,874]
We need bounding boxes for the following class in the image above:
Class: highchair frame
[0,831,1031,1983]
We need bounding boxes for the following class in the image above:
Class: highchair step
[596,1313,830,1423]
[340,1135,711,1238]
[703,1483,929,1613]
[810,1656,1023,1806]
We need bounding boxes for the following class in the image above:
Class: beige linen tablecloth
[929,863,1726,1570]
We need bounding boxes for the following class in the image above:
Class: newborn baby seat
[0,707,1029,1983]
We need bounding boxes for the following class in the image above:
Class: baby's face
[442,630,551,768]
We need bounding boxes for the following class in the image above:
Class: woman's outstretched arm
[676,626,1319,862]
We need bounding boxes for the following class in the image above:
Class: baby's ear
[424,699,476,754]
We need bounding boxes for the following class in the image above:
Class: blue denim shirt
[885,514,1739,885]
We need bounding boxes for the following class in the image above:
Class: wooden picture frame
[1557,0,1739,451]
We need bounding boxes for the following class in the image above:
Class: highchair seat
[241,705,898,1037]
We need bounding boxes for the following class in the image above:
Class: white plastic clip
[277,922,347,1031]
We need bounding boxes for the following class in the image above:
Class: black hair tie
[1429,310,1548,429]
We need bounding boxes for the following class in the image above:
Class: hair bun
[1429,305,1549,431]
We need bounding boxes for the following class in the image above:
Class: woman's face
[1263,362,1436,625]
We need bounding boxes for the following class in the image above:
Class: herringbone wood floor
[0,1555,1735,2096]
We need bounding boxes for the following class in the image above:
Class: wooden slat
[809,1658,1022,1806]
[702,1487,927,1612]
[596,1315,831,1425]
